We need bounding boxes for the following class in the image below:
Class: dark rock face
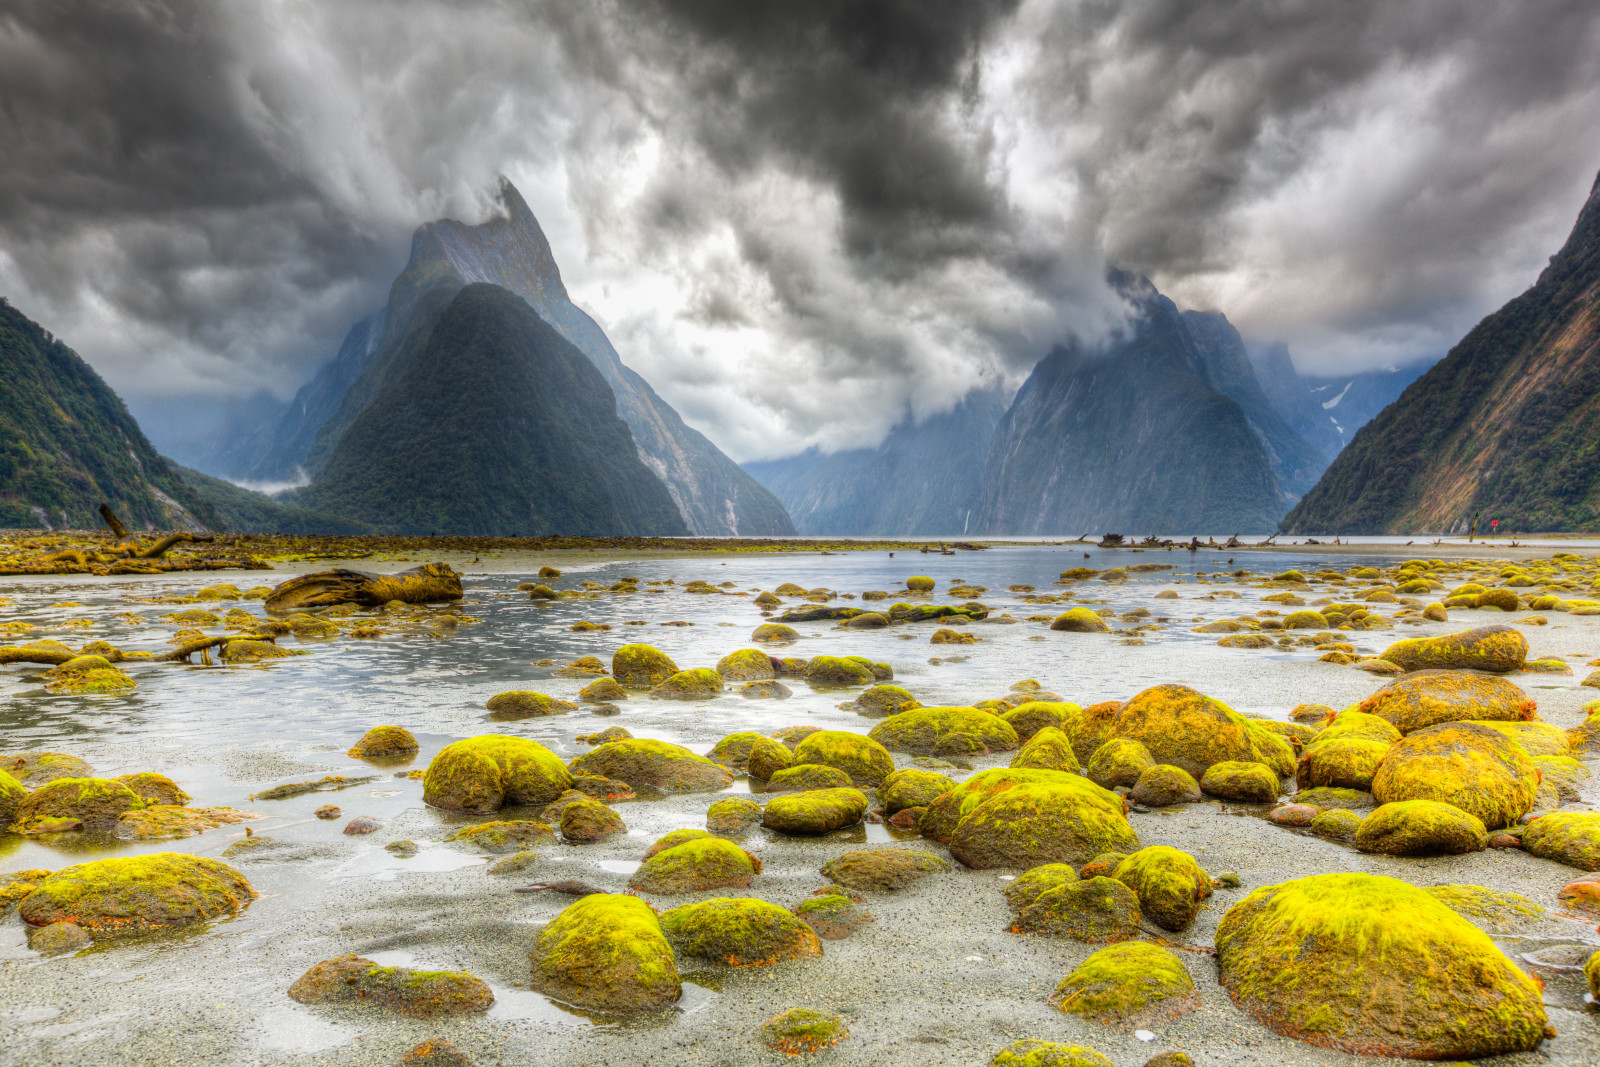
[1284,170,1600,534]
[0,298,218,531]
[976,274,1287,534]
[298,284,689,537]
[743,388,1007,536]
[240,179,792,536]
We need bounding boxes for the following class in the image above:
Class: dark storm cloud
[0,0,1596,459]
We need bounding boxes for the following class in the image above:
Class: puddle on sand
[253,1003,358,1053]
[594,858,641,875]
[330,847,486,881]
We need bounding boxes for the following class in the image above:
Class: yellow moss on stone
[659,897,822,965]
[869,706,1018,757]
[1358,671,1536,734]
[792,730,895,786]
[18,852,255,934]
[422,735,572,813]
[1369,722,1537,829]
[1379,625,1528,673]
[1521,811,1600,870]
[1354,800,1487,855]
[529,894,680,1012]
[1297,738,1390,791]
[1052,941,1199,1026]
[991,1039,1112,1067]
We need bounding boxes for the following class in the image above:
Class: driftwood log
[265,563,463,614]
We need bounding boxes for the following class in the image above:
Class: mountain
[0,298,217,531]
[294,284,689,537]
[976,274,1286,535]
[743,388,1008,535]
[1250,344,1430,458]
[1283,171,1600,534]
[236,180,791,536]
[172,464,372,535]
[1180,311,1329,498]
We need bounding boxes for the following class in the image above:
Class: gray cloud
[0,0,1596,463]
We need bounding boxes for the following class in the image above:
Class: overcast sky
[2,0,1598,462]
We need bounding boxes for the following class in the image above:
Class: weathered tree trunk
[98,503,129,540]
[265,563,463,614]
[157,634,276,663]
[135,532,215,558]
[0,646,75,666]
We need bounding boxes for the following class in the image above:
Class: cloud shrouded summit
[1,0,1597,461]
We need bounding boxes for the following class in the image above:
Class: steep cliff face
[297,284,689,537]
[1250,344,1429,459]
[242,179,791,535]
[0,298,216,531]
[976,276,1285,535]
[743,388,1007,535]
[1180,311,1328,498]
[1283,171,1600,534]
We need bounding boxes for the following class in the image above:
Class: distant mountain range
[1284,169,1600,534]
[1250,344,1428,460]
[204,180,791,537]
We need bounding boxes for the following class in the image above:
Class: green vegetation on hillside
[0,298,218,531]
[171,465,373,535]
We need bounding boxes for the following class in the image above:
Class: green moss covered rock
[1315,710,1402,746]
[804,655,876,687]
[761,1007,849,1054]
[1086,738,1154,789]
[112,771,190,807]
[288,954,493,1017]
[746,737,795,781]
[648,668,724,700]
[1378,625,1528,673]
[1369,722,1537,829]
[0,769,26,828]
[706,796,762,833]
[869,706,1019,757]
[1522,811,1600,870]
[945,775,1138,870]
[18,853,255,934]
[1013,874,1141,943]
[1199,760,1279,803]
[920,767,1123,841]
[791,730,894,787]
[751,623,799,643]
[820,849,948,891]
[1111,845,1212,931]
[1001,701,1076,741]
[43,655,135,694]
[1309,807,1362,839]
[1296,737,1390,791]
[1215,873,1546,1058]
[347,725,419,759]
[1052,941,1199,1026]
[0,751,93,787]
[13,777,145,832]
[630,838,760,893]
[529,894,680,1012]
[991,1039,1113,1067]
[557,794,626,843]
[849,683,920,718]
[447,819,555,853]
[485,690,577,719]
[765,763,852,792]
[1475,719,1570,757]
[569,738,734,794]
[1050,608,1109,633]
[1109,684,1295,779]
[793,889,875,940]
[707,732,768,772]
[1354,800,1488,855]
[1358,670,1537,734]
[660,897,822,966]
[611,644,679,689]
[1128,764,1202,807]
[716,648,775,681]
[880,768,956,813]
[761,787,868,836]
[423,735,572,813]
[1008,727,1082,773]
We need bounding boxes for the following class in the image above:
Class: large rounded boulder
[761,788,868,836]
[1216,872,1547,1058]
[1378,625,1528,673]
[1354,800,1487,856]
[1052,942,1199,1027]
[791,731,894,787]
[568,739,734,794]
[942,774,1139,870]
[423,735,573,813]
[868,706,1018,757]
[1358,670,1537,734]
[659,898,821,966]
[611,644,680,689]
[1522,811,1600,871]
[1369,722,1537,829]
[1107,684,1294,779]
[18,853,255,934]
[529,894,680,1011]
[12,777,145,832]
[1111,846,1212,932]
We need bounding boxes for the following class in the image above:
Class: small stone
[760,1007,849,1054]
[400,1039,476,1066]
[1268,803,1317,827]
[29,921,91,955]
[1216,871,1242,887]
[385,840,418,856]
[288,954,493,1017]
[485,850,540,875]
[343,816,381,835]
[315,805,341,820]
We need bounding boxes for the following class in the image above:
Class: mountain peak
[416,177,569,308]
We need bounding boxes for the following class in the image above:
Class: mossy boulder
[793,889,876,940]
[707,731,768,772]
[751,623,799,643]
[485,691,578,719]
[611,644,680,689]
[791,730,894,787]
[347,726,419,760]
[869,706,1019,757]
[851,684,921,717]
[578,677,628,703]
[1379,625,1528,673]
[14,777,145,832]
[804,655,875,687]
[921,767,1122,841]
[630,837,760,893]
[1052,942,1199,1027]
[558,795,626,843]
[1128,764,1202,807]
[881,768,956,812]
[1359,670,1537,734]
[0,751,93,787]
[715,648,775,681]
[423,735,573,813]
[820,849,949,891]
[288,954,493,1017]
[746,738,795,781]
[991,1039,1113,1067]
[741,680,792,700]
[113,771,190,807]
[447,819,555,853]
[1215,872,1547,1058]
[1315,710,1402,746]
[529,894,680,1012]
[1296,738,1390,791]
[762,787,868,836]
[18,853,255,934]
[1010,727,1083,773]
[1475,719,1570,757]
[765,763,852,793]
[1369,722,1537,829]
[1199,761,1279,803]
[1522,811,1600,870]
[1013,874,1141,942]
[43,655,136,694]
[0,769,26,828]
[706,796,762,833]
[650,668,725,700]
[1309,808,1362,839]
[941,773,1139,870]
[660,898,822,966]
[1001,701,1076,741]
[1112,846,1212,931]
[221,639,304,662]
[761,1007,849,1054]
[1050,608,1109,633]
[1354,800,1488,855]
[1086,738,1154,789]
[1109,684,1295,779]
[905,575,936,592]
[569,739,734,794]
